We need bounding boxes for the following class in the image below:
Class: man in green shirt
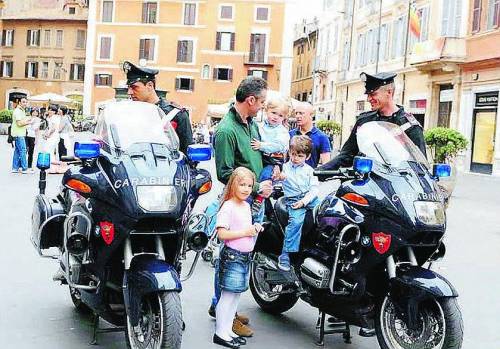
[210,77,272,338]
[11,97,32,173]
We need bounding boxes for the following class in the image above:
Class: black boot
[358,327,376,337]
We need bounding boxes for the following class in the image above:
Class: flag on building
[409,5,421,38]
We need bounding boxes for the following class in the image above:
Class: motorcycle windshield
[94,101,180,152]
[356,121,429,168]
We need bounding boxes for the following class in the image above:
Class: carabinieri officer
[123,61,194,154]
[318,71,427,171]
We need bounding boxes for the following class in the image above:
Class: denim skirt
[219,246,252,293]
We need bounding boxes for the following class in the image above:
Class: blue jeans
[218,246,251,293]
[283,197,320,253]
[12,136,28,171]
[259,165,274,182]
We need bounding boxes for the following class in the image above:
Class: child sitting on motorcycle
[214,167,264,348]
[250,95,290,181]
[273,135,319,271]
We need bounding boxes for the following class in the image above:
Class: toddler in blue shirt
[251,95,290,181]
[274,135,319,271]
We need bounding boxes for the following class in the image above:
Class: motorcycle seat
[274,197,315,238]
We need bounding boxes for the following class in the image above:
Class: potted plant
[424,127,468,204]
[0,109,13,135]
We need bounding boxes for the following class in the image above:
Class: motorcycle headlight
[136,185,177,212]
[413,201,445,225]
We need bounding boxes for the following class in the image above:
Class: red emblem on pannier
[372,232,391,254]
[100,221,115,245]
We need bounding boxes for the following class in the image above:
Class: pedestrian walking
[10,97,32,174]
[26,108,41,172]
[42,104,65,173]
[213,167,263,349]
[58,106,74,157]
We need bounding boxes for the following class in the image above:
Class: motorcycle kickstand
[315,310,351,346]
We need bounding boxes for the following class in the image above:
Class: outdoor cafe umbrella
[28,92,74,105]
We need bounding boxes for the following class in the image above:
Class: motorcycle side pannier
[31,194,65,252]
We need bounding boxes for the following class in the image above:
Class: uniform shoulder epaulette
[402,112,422,127]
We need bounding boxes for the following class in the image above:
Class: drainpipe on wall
[83,0,97,117]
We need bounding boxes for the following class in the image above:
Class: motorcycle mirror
[187,144,212,162]
[74,142,100,159]
[353,156,373,174]
[433,164,451,178]
[36,152,51,170]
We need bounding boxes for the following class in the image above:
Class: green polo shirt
[214,106,263,185]
[11,107,28,137]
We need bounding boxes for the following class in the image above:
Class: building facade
[85,0,287,123]
[458,0,500,175]
[0,0,88,109]
[291,19,318,104]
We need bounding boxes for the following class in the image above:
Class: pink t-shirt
[216,199,256,253]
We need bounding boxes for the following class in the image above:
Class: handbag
[7,125,13,144]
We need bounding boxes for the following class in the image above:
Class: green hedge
[424,127,468,163]
[0,109,13,123]
[316,120,341,136]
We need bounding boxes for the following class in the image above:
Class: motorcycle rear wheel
[375,295,463,349]
[125,291,183,349]
[249,260,299,315]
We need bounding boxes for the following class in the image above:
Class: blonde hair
[265,95,291,126]
[220,167,256,205]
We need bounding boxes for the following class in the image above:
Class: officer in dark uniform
[123,61,194,154]
[318,71,426,171]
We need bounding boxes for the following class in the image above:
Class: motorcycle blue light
[187,144,212,162]
[36,152,51,170]
[353,156,373,174]
[433,164,451,178]
[74,142,100,159]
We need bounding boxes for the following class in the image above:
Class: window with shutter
[219,32,232,51]
[202,64,210,79]
[215,32,221,50]
[102,1,113,22]
[139,38,155,61]
[76,30,86,49]
[472,0,482,32]
[249,34,265,63]
[184,3,196,25]
[487,0,500,29]
[177,40,193,63]
[100,37,112,59]
[56,30,63,48]
[54,62,62,79]
[70,64,75,80]
[142,2,157,24]
[44,30,51,46]
[176,77,194,91]
[2,29,14,46]
[0,62,3,77]
[1,30,5,46]
[41,62,49,79]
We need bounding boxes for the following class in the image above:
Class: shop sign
[475,92,498,107]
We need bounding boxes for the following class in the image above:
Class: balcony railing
[243,54,275,67]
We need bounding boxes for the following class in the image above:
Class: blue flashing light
[433,164,451,178]
[187,144,212,162]
[353,156,373,174]
[36,152,51,170]
[74,142,100,159]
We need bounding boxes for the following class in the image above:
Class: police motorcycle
[250,121,463,349]
[31,101,212,349]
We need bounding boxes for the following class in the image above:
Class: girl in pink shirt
[214,167,263,348]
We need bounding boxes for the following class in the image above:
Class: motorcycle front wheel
[249,260,298,315]
[375,295,463,349]
[125,291,182,349]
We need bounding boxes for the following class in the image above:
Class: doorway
[471,109,496,174]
